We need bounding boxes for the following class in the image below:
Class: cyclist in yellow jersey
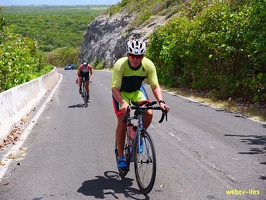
[112,39,170,169]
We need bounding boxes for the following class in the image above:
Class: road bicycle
[115,100,167,194]
[81,77,89,107]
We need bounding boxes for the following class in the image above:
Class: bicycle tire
[134,129,156,194]
[82,82,88,106]
[115,143,129,177]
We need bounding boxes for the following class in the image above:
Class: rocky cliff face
[79,8,170,68]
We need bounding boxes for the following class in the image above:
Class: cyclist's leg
[112,95,128,167]
[78,76,82,94]
[143,110,153,129]
[116,115,127,158]
[85,81,90,102]
[85,81,90,95]
[134,85,153,129]
[85,74,90,96]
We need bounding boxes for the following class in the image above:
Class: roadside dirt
[170,87,266,123]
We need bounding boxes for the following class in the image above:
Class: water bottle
[127,123,134,146]
[130,126,137,141]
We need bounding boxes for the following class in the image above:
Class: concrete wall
[0,67,60,144]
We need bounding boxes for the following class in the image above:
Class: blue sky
[1,0,121,6]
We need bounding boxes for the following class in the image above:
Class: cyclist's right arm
[76,65,82,80]
[112,87,129,115]
[112,58,128,114]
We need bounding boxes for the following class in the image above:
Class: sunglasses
[128,54,144,59]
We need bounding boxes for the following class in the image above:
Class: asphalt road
[0,68,265,200]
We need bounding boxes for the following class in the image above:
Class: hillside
[79,0,266,121]
[79,0,183,67]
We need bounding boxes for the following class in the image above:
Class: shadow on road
[77,171,149,199]
[224,134,266,182]
[68,104,87,108]
[224,134,266,156]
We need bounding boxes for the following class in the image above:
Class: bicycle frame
[123,101,166,163]
[126,109,145,163]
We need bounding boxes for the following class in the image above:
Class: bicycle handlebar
[122,101,168,123]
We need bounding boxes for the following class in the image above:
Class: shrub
[147,0,266,104]
[46,47,80,67]
[0,26,52,92]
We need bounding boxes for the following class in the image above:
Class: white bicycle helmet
[82,60,88,65]
[126,39,146,55]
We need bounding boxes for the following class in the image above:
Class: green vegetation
[1,1,265,118]
[0,5,107,92]
[45,47,80,68]
[0,25,52,92]
[92,57,106,70]
[147,0,266,106]
[106,0,180,26]
[107,0,266,106]
[105,0,266,119]
[1,5,107,52]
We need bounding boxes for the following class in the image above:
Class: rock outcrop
[79,8,170,68]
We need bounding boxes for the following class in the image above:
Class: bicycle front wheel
[134,129,156,194]
[82,83,88,106]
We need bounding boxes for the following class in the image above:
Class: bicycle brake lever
[164,107,168,121]
[159,109,168,123]
[159,113,164,123]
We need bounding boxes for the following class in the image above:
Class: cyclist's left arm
[146,63,169,112]
[144,59,162,106]
[151,86,163,103]
[151,86,170,112]
[89,65,93,82]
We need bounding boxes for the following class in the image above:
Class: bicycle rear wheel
[134,129,156,194]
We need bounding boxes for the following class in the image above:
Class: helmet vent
[126,39,146,55]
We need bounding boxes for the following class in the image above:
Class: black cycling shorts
[79,71,90,81]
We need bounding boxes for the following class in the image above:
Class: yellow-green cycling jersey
[112,57,159,92]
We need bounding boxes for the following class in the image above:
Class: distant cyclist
[76,60,93,102]
[112,39,170,169]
